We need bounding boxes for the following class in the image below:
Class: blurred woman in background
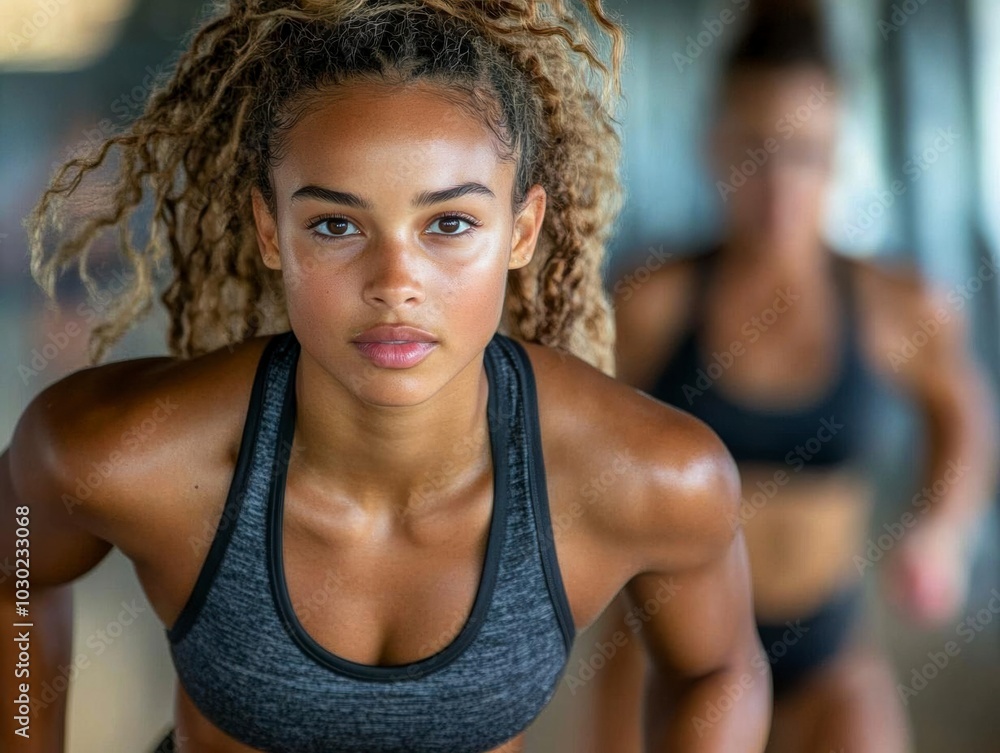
[590,8,998,753]
[0,1,774,751]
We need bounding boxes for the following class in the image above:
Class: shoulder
[518,340,741,575]
[9,335,276,534]
[847,252,960,325]
[611,249,703,388]
[843,253,971,379]
[612,248,701,329]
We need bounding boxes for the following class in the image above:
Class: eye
[427,215,478,235]
[308,216,361,239]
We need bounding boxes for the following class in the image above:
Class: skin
[587,67,999,753]
[0,80,771,752]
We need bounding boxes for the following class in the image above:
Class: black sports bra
[647,248,874,469]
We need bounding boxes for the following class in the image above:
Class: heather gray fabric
[165,330,576,753]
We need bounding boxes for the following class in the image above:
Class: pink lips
[352,325,438,369]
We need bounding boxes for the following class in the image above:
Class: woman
[0,1,771,751]
[590,9,997,753]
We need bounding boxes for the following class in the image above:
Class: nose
[362,236,426,309]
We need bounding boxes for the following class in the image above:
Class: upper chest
[152,387,574,753]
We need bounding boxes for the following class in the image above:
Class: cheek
[426,246,510,332]
[278,246,347,319]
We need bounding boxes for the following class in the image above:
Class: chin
[340,368,445,409]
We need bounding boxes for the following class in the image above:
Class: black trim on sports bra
[266,333,510,682]
[503,338,577,652]
[167,334,286,645]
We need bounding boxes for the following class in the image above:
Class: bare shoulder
[844,252,971,379]
[520,340,741,575]
[845,251,975,328]
[611,251,701,389]
[9,335,275,547]
[848,252,932,307]
[612,249,699,320]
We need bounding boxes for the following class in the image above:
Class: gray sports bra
[165,330,576,752]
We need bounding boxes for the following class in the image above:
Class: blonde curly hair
[26,0,625,374]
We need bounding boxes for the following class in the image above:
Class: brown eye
[311,217,360,238]
[428,216,473,235]
[324,219,355,236]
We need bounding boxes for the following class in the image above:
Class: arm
[623,433,770,752]
[584,264,718,753]
[1,385,116,752]
[872,276,1000,624]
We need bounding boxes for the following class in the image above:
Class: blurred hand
[880,520,973,628]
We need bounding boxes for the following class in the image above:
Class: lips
[353,325,436,343]
[351,325,438,369]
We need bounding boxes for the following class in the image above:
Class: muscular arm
[619,426,770,753]
[877,278,999,529]
[865,268,1000,622]
[584,263,746,753]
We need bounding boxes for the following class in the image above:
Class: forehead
[721,67,838,141]
[271,81,514,198]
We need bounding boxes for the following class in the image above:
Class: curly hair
[25,0,625,374]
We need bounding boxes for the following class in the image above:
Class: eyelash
[306,212,483,242]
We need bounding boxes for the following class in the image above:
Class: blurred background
[1,0,998,750]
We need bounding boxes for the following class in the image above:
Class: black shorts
[756,585,863,699]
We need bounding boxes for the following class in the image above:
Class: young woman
[1,1,771,751]
[589,9,998,753]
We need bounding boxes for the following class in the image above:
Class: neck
[720,235,830,279]
[289,348,492,516]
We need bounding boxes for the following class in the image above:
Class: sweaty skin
[0,82,770,752]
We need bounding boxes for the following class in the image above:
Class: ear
[509,184,547,271]
[251,187,282,271]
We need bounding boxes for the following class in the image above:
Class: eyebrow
[413,183,496,207]
[289,182,496,209]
